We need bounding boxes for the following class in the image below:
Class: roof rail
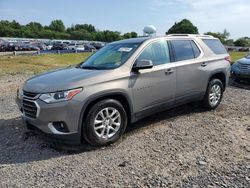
[167,34,215,38]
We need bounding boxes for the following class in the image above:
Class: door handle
[201,62,208,67]
[165,69,174,75]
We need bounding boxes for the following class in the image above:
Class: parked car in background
[17,35,231,146]
[45,43,53,50]
[51,43,68,50]
[91,42,105,49]
[36,43,47,51]
[84,44,96,51]
[20,43,40,51]
[75,45,85,51]
[231,54,250,82]
[5,42,22,51]
[67,43,77,50]
[0,40,8,52]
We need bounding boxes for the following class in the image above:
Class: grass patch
[0,53,92,77]
[0,51,248,77]
[230,52,248,63]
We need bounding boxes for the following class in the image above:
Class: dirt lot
[0,74,249,187]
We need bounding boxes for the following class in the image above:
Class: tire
[83,99,127,146]
[202,79,224,110]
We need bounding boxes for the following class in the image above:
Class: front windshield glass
[79,42,140,70]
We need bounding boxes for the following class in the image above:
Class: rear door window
[202,39,227,54]
[170,40,200,62]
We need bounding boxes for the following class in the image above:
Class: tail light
[225,56,232,63]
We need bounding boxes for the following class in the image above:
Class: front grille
[22,99,37,119]
[23,90,39,99]
[240,64,250,71]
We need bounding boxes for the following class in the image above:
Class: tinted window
[202,39,227,54]
[137,40,170,66]
[171,40,199,61]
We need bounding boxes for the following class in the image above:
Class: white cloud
[148,0,250,39]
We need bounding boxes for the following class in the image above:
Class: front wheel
[83,99,127,146]
[202,79,224,110]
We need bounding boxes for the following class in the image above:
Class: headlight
[39,88,83,103]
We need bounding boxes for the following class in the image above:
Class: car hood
[23,67,109,93]
[238,58,250,65]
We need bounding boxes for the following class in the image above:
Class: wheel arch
[78,90,133,140]
[208,72,227,91]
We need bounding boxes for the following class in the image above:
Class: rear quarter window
[202,39,227,55]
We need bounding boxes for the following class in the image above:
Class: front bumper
[231,69,250,80]
[16,96,83,144]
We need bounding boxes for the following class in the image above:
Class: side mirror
[133,59,153,71]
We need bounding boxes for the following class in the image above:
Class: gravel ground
[0,75,249,187]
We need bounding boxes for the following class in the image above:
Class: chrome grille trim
[22,90,40,100]
[22,98,40,119]
[240,63,250,71]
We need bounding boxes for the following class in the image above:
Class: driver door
[131,40,176,117]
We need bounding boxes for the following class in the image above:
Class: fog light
[48,122,69,134]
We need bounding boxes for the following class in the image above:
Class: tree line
[0,19,138,42]
[166,19,250,47]
[0,19,249,46]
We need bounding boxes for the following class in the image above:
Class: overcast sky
[0,0,249,39]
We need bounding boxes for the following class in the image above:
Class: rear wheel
[202,79,223,110]
[83,99,127,146]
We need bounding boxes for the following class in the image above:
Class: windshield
[79,42,140,70]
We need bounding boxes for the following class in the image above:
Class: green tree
[123,32,138,39]
[74,24,96,33]
[130,32,138,38]
[224,39,234,46]
[0,19,136,42]
[70,29,93,40]
[49,20,65,32]
[204,29,230,44]
[39,29,55,39]
[234,37,250,47]
[123,32,132,39]
[166,19,199,35]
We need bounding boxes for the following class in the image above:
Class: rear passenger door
[169,39,204,103]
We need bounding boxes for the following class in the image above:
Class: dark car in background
[20,43,40,51]
[91,42,105,50]
[51,43,68,50]
[231,54,250,82]
[4,42,22,51]
[84,44,96,51]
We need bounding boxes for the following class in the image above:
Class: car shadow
[229,78,250,90]
[0,102,207,165]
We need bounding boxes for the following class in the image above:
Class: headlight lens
[39,88,82,103]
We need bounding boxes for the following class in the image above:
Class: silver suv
[17,35,231,146]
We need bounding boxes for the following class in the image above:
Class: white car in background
[68,43,77,50]
[75,45,85,51]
